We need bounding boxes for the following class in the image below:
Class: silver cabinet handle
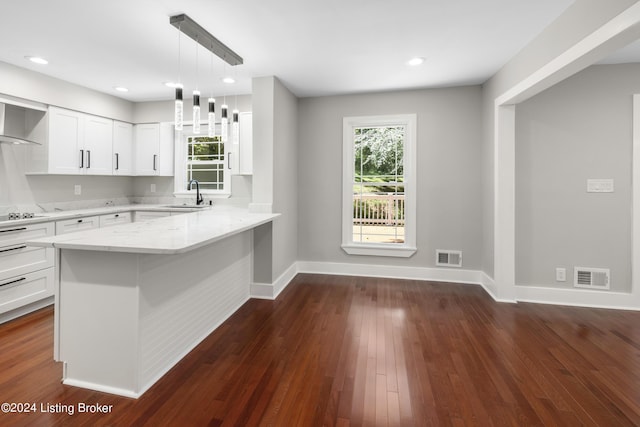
[0,227,27,233]
[0,245,26,253]
[80,149,84,168]
[115,153,119,170]
[86,150,91,169]
[228,152,232,169]
[153,154,157,171]
[0,277,26,287]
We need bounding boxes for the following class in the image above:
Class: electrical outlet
[556,268,566,282]
[150,183,156,193]
[74,184,81,196]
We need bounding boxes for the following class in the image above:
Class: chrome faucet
[188,179,204,205]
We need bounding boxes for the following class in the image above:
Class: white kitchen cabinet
[113,121,133,175]
[0,222,55,316]
[134,211,171,222]
[55,216,100,235]
[26,106,113,175]
[134,123,174,176]
[238,112,253,175]
[99,212,132,228]
[0,222,54,283]
[0,268,54,315]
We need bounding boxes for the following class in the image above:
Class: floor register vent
[436,250,462,268]
[573,267,610,290]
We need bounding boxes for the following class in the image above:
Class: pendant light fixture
[232,109,239,145]
[207,44,216,138]
[221,102,229,142]
[174,24,183,131]
[193,36,201,134]
[169,14,243,136]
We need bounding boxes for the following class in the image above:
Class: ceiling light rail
[169,14,243,66]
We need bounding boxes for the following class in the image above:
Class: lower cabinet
[0,222,55,316]
[55,216,100,235]
[99,212,132,227]
[0,268,54,314]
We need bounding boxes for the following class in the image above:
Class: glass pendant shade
[174,85,184,131]
[193,90,201,134]
[232,109,239,144]
[208,98,216,137]
[221,104,228,142]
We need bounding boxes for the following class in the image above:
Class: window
[174,129,231,198]
[342,114,416,257]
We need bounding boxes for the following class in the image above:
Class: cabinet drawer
[0,268,54,314]
[0,222,54,247]
[55,216,100,235]
[0,222,54,282]
[99,212,132,228]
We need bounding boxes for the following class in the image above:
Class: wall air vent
[573,267,610,290]
[436,250,462,268]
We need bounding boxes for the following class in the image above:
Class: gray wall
[516,63,637,292]
[272,78,298,279]
[297,87,483,270]
[251,76,299,282]
[481,0,639,280]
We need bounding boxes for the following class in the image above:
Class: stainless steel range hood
[0,96,48,146]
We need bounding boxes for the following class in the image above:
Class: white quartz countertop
[26,205,279,255]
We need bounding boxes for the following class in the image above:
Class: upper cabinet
[25,106,174,177]
[113,121,133,175]
[238,112,253,175]
[26,106,113,175]
[134,122,174,176]
[229,112,253,175]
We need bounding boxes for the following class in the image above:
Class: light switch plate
[74,184,81,195]
[150,183,156,193]
[556,267,566,282]
[587,179,614,193]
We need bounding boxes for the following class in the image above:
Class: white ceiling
[0,0,576,102]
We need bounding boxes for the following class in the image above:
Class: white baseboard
[249,260,640,311]
[250,262,298,300]
[515,285,640,311]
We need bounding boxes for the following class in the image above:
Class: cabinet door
[113,121,133,175]
[238,112,253,175]
[84,115,113,175]
[48,107,83,174]
[158,122,174,176]
[134,124,160,176]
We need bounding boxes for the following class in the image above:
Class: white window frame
[342,114,417,257]
[173,124,231,198]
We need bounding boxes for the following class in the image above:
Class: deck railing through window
[353,193,405,226]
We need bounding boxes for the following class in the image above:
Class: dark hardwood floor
[0,273,638,426]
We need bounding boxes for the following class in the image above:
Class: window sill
[341,243,417,258]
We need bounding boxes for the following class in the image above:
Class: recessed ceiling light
[25,56,48,65]
[222,77,235,84]
[407,57,425,66]
[114,86,129,92]
[164,82,181,88]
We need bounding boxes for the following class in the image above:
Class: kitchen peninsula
[27,206,278,398]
